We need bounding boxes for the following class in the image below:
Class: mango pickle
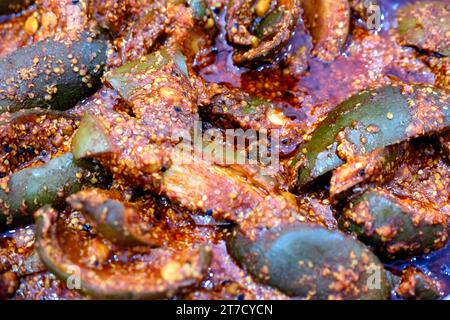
[255,7,286,40]
[300,0,350,62]
[396,1,449,57]
[0,32,108,114]
[35,206,212,299]
[329,144,406,201]
[290,85,449,189]
[0,109,78,173]
[188,0,213,23]
[0,0,448,300]
[226,0,301,65]
[71,113,115,160]
[349,0,379,22]
[106,48,190,101]
[67,189,166,247]
[227,223,390,299]
[338,188,448,260]
[0,153,110,231]
[395,267,442,300]
[206,89,280,128]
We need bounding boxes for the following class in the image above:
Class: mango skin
[0,32,108,114]
[227,223,390,300]
[35,206,212,300]
[397,2,450,56]
[291,85,449,189]
[338,189,448,260]
[0,153,110,231]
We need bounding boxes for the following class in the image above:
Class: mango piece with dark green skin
[338,188,448,260]
[67,189,166,247]
[290,85,449,189]
[0,153,110,231]
[0,32,108,114]
[106,48,189,101]
[255,7,285,40]
[35,206,212,299]
[104,48,196,142]
[71,113,115,160]
[395,267,442,300]
[252,1,310,76]
[226,0,301,65]
[0,0,33,15]
[227,223,390,299]
[396,1,450,56]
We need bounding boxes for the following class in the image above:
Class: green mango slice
[67,188,166,247]
[35,206,212,299]
[291,85,449,189]
[0,32,108,114]
[227,223,390,299]
[397,2,450,56]
[0,153,109,231]
[338,188,448,260]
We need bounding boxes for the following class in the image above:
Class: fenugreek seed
[205,18,215,29]
[24,16,39,36]
[251,36,260,48]
[256,0,271,17]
